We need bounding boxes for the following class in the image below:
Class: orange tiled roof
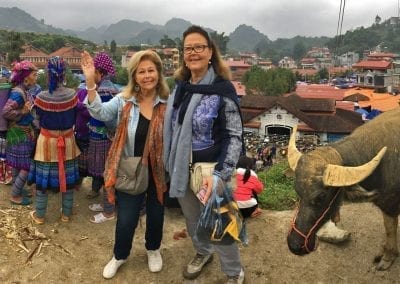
[343,88,400,111]
[231,80,246,96]
[49,46,82,57]
[225,60,251,68]
[367,52,396,58]
[300,58,317,63]
[352,60,391,70]
[20,45,48,57]
[294,84,345,100]
[336,101,356,111]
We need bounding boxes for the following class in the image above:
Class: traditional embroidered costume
[0,83,12,184]
[3,60,38,205]
[28,57,80,222]
[29,88,80,191]
[79,52,119,222]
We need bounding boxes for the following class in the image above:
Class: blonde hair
[122,50,169,100]
[174,25,231,81]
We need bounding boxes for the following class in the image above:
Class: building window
[277,114,282,119]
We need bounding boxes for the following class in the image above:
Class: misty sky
[0,0,398,39]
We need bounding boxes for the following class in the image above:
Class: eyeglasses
[183,44,209,54]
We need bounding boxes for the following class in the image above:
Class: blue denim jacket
[84,93,166,157]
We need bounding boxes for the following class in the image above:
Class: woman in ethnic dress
[3,60,38,205]
[78,52,119,223]
[28,56,81,224]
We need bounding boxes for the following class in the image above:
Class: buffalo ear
[322,147,387,187]
[345,184,377,201]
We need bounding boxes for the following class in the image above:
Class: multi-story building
[158,48,180,77]
[353,59,393,90]
[20,45,83,72]
[300,47,333,70]
[279,56,297,69]
[19,45,48,69]
[337,52,359,67]
[225,59,251,81]
[49,46,83,72]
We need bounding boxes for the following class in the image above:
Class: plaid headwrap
[94,52,115,77]
[47,56,66,94]
[10,60,37,85]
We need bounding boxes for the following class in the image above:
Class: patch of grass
[257,161,297,211]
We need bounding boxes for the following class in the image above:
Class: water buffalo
[286,107,400,270]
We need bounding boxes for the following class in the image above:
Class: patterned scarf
[148,103,167,204]
[104,101,167,205]
[104,101,133,204]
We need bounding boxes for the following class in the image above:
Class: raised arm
[81,51,97,104]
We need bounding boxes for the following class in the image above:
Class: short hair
[122,50,169,101]
[174,25,231,81]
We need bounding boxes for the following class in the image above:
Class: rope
[288,189,342,253]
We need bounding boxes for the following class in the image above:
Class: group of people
[0,25,267,283]
[0,51,120,224]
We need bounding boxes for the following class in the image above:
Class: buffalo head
[286,125,386,255]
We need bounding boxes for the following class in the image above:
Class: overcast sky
[0,0,398,39]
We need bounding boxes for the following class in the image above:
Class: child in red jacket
[233,156,264,218]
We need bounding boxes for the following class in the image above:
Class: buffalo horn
[288,125,302,171]
[322,146,387,187]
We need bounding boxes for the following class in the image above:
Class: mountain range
[0,7,269,52]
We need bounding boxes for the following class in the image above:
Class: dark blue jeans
[113,177,164,260]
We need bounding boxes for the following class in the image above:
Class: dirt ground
[1,178,400,284]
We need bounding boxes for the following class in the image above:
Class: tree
[318,67,329,80]
[110,40,116,54]
[242,66,296,96]
[375,15,381,25]
[209,31,229,55]
[174,37,183,50]
[293,41,306,61]
[159,35,176,48]
[7,32,24,63]
[113,66,128,85]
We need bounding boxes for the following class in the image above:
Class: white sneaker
[102,256,127,279]
[147,249,163,272]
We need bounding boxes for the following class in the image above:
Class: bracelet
[85,84,97,91]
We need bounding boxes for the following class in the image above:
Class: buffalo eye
[311,192,328,206]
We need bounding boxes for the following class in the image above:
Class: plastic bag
[195,175,248,246]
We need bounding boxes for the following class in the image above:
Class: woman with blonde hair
[81,49,169,279]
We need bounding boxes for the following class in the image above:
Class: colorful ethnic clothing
[28,87,81,192]
[75,88,91,177]
[87,79,118,177]
[3,86,36,170]
[0,84,11,161]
